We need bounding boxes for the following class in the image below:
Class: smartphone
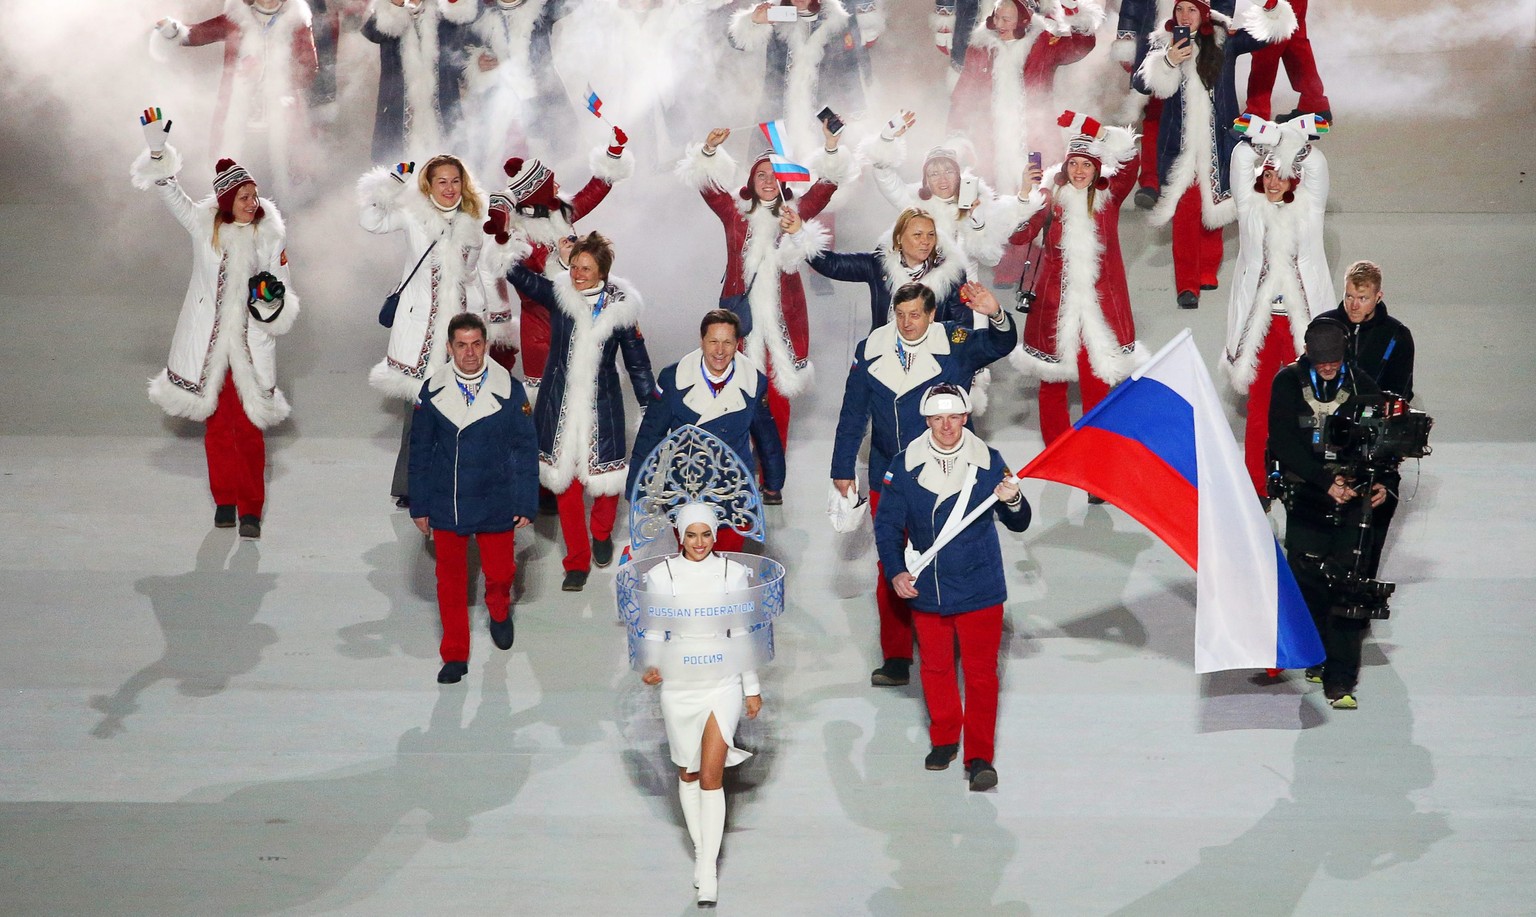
[1172,25,1191,44]
[1027,151,1043,172]
[767,5,798,22]
[816,106,845,136]
[957,174,979,210]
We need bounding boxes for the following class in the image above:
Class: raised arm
[357,163,413,235]
[507,263,557,308]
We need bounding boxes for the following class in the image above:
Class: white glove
[826,482,869,534]
[1235,112,1281,146]
[156,18,181,39]
[140,107,172,155]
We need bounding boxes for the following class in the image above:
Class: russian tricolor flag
[757,120,811,182]
[1018,330,1324,673]
[583,84,602,118]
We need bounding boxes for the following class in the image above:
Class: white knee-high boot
[678,777,702,886]
[696,787,725,907]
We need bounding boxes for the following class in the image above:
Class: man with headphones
[1267,316,1387,710]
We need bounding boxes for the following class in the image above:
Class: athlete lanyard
[456,368,488,405]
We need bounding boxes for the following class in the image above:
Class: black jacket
[1316,300,1415,401]
[1268,356,1383,493]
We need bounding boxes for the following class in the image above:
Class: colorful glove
[483,192,513,244]
[389,161,415,184]
[1233,112,1281,145]
[140,107,172,154]
[248,272,284,304]
[1291,112,1330,139]
[607,125,628,159]
[1057,110,1103,138]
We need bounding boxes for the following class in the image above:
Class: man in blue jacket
[832,281,1016,689]
[875,383,1031,791]
[410,314,538,685]
[629,309,786,543]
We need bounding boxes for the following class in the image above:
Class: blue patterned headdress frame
[627,424,764,559]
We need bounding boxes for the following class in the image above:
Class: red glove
[483,192,512,244]
[1263,0,1278,8]
[607,126,628,159]
[1058,111,1103,138]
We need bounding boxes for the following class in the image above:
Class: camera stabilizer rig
[1268,393,1433,620]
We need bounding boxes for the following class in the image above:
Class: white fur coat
[132,145,300,429]
[358,166,491,400]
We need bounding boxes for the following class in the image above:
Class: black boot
[870,658,911,687]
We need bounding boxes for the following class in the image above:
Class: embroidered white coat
[358,166,493,401]
[132,145,300,430]
[1223,141,1334,393]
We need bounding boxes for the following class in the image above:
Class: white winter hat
[673,502,722,541]
[920,383,973,416]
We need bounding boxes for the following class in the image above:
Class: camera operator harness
[1269,365,1433,619]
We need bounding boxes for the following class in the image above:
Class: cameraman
[1317,260,1415,573]
[1268,317,1387,710]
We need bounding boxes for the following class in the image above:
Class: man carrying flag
[1016,328,1325,678]
[874,383,1032,792]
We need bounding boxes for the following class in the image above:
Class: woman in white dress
[640,503,762,908]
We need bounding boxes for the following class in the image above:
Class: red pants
[713,526,746,554]
[1172,185,1223,295]
[868,489,915,662]
[556,480,619,572]
[1245,0,1329,118]
[205,370,266,518]
[1038,350,1111,446]
[432,528,518,663]
[1244,316,1297,497]
[911,604,1005,763]
[1138,97,1164,191]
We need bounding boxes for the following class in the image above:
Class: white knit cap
[673,502,722,541]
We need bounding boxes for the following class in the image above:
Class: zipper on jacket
[453,427,462,527]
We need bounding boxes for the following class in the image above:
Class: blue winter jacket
[508,266,655,491]
[1117,0,1236,86]
[874,433,1031,615]
[362,11,473,163]
[1133,15,1271,203]
[809,248,969,331]
[408,361,539,535]
[628,351,786,497]
[832,315,1016,493]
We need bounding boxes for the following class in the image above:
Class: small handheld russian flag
[757,120,811,182]
[583,84,603,119]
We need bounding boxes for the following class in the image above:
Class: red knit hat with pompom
[213,158,261,221]
[503,157,561,212]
